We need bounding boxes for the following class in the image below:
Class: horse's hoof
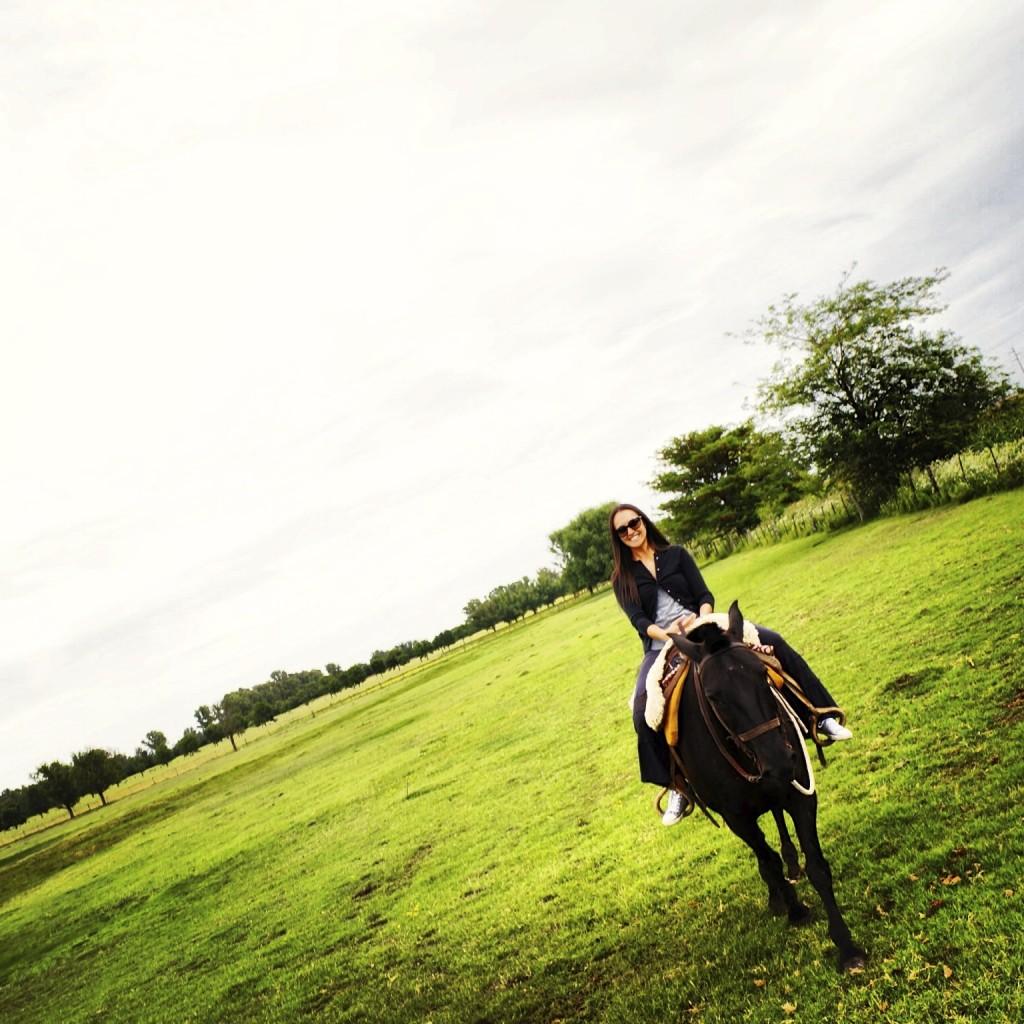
[768,893,787,916]
[787,903,812,927]
[839,949,868,974]
[785,862,803,881]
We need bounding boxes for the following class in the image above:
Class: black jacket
[614,545,715,652]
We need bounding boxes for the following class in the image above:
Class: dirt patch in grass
[350,844,432,905]
[882,665,946,695]
[996,687,1024,725]
[158,850,253,907]
[352,879,377,901]
[398,842,432,883]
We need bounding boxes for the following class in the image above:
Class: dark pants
[631,624,839,788]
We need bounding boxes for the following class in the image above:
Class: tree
[486,578,533,624]
[33,760,82,820]
[971,390,1024,474]
[549,502,617,593]
[651,421,808,543]
[250,699,276,726]
[325,663,346,700]
[142,730,172,765]
[194,704,224,744]
[463,597,500,633]
[108,752,135,780]
[71,748,120,807]
[345,663,371,687]
[430,628,457,651]
[173,728,202,757]
[132,746,156,772]
[0,789,29,832]
[755,269,1009,515]
[533,567,566,607]
[217,694,249,751]
[23,781,53,820]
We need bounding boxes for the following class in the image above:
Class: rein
[661,634,834,815]
[748,649,846,767]
[691,645,786,785]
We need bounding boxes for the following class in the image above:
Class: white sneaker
[662,790,687,826]
[819,717,853,741]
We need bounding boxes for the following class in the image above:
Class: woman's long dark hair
[608,503,670,605]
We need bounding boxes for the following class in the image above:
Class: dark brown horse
[670,601,866,973]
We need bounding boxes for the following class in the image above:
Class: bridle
[691,644,793,785]
[660,619,821,823]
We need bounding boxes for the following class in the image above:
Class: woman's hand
[668,612,697,635]
[648,624,673,643]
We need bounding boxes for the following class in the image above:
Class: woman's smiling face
[613,509,646,549]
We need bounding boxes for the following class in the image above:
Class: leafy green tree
[463,597,500,633]
[142,730,172,765]
[0,789,29,832]
[651,421,808,543]
[33,760,82,820]
[132,746,156,772]
[325,663,347,699]
[345,663,371,687]
[194,704,224,744]
[533,567,566,607]
[549,502,616,593]
[251,699,276,725]
[108,752,135,779]
[71,748,120,807]
[488,578,533,623]
[972,390,1024,473]
[755,269,1008,515]
[431,628,457,651]
[23,781,52,819]
[173,728,202,757]
[294,669,328,703]
[218,694,248,751]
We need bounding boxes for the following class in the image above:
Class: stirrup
[655,786,694,821]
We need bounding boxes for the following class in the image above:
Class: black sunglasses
[615,515,643,538]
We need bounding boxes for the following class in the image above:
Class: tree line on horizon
[4,268,1022,834]
[1,576,581,831]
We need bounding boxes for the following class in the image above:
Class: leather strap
[737,716,782,742]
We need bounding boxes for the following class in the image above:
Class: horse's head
[671,601,798,789]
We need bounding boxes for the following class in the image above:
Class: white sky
[2,0,1022,789]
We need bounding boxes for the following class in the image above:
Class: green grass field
[2,492,1023,1024]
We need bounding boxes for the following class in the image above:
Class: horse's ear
[727,600,744,642]
[671,634,702,661]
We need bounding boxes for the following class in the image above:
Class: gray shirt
[649,587,692,650]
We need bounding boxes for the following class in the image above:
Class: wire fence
[691,436,1024,565]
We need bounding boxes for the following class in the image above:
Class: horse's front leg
[788,796,867,972]
[723,811,810,924]
[771,807,802,880]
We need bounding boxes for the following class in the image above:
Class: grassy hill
[2,491,1023,1024]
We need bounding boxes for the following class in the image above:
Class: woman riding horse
[609,502,852,826]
